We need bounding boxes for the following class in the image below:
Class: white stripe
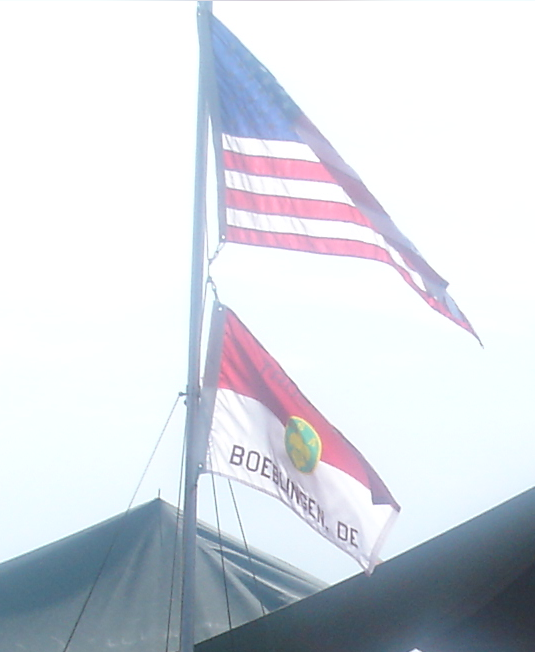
[294,121,362,182]
[223,130,365,199]
[223,133,320,162]
[225,169,352,204]
[223,134,435,293]
[228,208,427,290]
[227,208,383,245]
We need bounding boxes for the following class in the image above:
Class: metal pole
[179,3,212,652]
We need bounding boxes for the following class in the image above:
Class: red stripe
[227,224,385,259]
[226,188,374,228]
[223,150,335,183]
[295,113,389,218]
[226,226,476,335]
[294,115,451,290]
[218,309,399,508]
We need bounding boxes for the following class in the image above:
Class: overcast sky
[1,1,534,586]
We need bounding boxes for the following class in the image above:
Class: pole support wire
[166,415,189,652]
[227,480,267,618]
[61,391,184,652]
[203,477,268,652]
[211,474,234,633]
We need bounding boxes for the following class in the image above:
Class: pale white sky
[1,1,534,585]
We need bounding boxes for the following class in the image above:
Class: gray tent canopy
[4,488,535,652]
[0,498,325,652]
[197,486,535,652]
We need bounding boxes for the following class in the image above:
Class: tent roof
[197,486,535,652]
[0,498,325,652]
[5,488,535,652]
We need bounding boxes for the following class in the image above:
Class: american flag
[207,15,479,341]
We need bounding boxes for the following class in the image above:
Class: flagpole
[180,3,212,652]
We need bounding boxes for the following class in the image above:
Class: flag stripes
[225,189,371,226]
[208,15,479,341]
[223,152,335,183]
[225,170,351,204]
[222,132,475,332]
[223,135,317,161]
[222,131,434,298]
[226,210,379,244]
[225,226,427,292]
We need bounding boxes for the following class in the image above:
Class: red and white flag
[199,305,400,575]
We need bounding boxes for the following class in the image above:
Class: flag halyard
[201,305,400,575]
[208,15,479,342]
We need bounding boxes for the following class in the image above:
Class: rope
[129,391,185,507]
[165,405,189,652]
[61,391,185,652]
[211,474,234,633]
[227,480,267,617]
[226,481,277,652]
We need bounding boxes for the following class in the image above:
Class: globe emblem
[284,416,322,473]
